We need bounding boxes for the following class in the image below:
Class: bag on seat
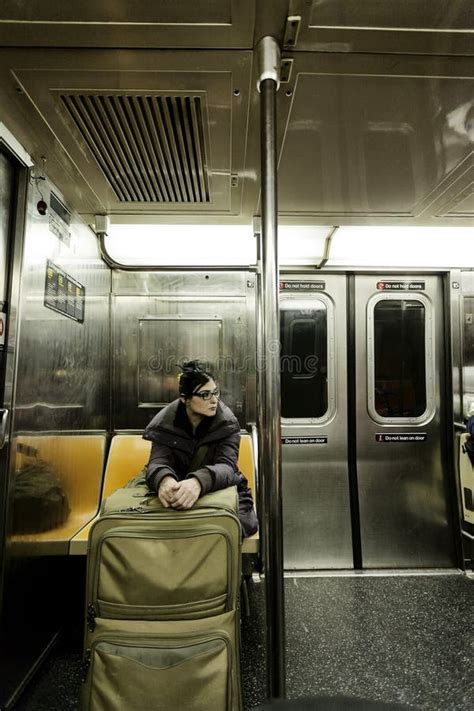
[12,459,70,534]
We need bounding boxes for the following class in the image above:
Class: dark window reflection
[280,303,328,418]
[374,300,426,418]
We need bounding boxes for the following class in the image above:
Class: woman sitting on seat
[143,360,258,537]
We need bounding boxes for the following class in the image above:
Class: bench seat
[70,432,259,555]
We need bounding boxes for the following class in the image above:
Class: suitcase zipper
[109,493,238,517]
[81,648,91,681]
[87,602,97,632]
[119,502,238,515]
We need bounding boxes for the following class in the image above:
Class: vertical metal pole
[257,36,285,700]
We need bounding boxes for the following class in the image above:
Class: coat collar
[143,399,239,443]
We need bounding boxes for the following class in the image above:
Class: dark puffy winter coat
[466,415,474,465]
[143,399,258,537]
[143,399,241,493]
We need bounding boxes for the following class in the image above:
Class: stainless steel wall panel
[137,317,223,407]
[112,270,250,296]
[461,271,474,294]
[14,296,109,431]
[13,179,111,432]
[354,274,455,568]
[112,273,256,430]
[282,447,353,570]
[280,274,353,570]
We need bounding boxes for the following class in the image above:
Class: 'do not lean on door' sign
[375,433,427,442]
[282,436,328,444]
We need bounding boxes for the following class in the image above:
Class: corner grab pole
[257,35,286,700]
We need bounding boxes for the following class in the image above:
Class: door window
[280,299,329,419]
[368,296,434,422]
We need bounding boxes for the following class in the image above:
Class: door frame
[0,139,28,637]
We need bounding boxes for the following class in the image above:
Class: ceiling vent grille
[60,94,210,203]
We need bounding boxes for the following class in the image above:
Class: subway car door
[353,274,456,568]
[280,275,353,569]
[0,147,30,705]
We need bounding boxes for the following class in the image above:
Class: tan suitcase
[82,611,242,711]
[82,486,243,710]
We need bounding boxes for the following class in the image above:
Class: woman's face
[184,378,220,419]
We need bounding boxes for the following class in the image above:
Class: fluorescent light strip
[104,224,474,268]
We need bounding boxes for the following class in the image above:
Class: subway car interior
[0,2,473,709]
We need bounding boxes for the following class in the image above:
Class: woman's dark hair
[177,360,215,398]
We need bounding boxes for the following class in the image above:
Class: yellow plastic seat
[70,435,151,553]
[238,434,259,554]
[102,435,152,498]
[11,434,107,555]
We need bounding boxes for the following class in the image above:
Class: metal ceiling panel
[277,53,474,224]
[0,0,256,49]
[293,0,474,56]
[8,49,253,216]
[1,45,473,225]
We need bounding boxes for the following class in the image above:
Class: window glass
[280,302,328,418]
[373,300,426,418]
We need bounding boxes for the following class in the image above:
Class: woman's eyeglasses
[192,389,220,401]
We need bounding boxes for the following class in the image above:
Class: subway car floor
[13,571,473,710]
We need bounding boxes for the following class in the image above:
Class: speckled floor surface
[13,573,473,710]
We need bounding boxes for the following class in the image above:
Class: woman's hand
[169,478,202,510]
[158,476,179,508]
